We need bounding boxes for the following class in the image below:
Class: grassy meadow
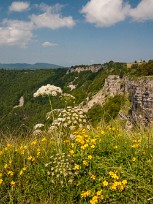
[0,122,153,204]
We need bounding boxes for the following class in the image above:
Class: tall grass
[0,122,153,204]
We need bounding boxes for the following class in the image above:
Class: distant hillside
[0,63,64,70]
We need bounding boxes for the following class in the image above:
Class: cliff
[67,64,105,73]
[125,77,153,124]
[82,75,153,125]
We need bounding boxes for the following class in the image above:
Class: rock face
[14,96,24,108]
[125,77,153,124]
[83,75,123,112]
[67,64,105,73]
[83,75,153,125]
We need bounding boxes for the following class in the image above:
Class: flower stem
[48,95,54,121]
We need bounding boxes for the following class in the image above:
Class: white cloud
[0,2,76,47]
[42,41,58,47]
[30,4,75,29]
[9,1,30,12]
[81,0,130,27]
[129,0,153,22]
[81,0,153,27]
[0,20,33,47]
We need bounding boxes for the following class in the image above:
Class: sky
[0,0,153,66]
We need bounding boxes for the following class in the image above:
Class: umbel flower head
[33,84,62,97]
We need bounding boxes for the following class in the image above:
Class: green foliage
[138,61,153,76]
[0,69,67,133]
[127,60,153,76]
[87,95,124,125]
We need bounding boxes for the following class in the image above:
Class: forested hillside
[0,60,153,134]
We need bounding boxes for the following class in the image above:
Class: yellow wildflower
[32,157,35,161]
[74,164,80,170]
[69,150,74,155]
[4,164,8,169]
[112,174,119,180]
[90,174,96,180]
[96,190,102,196]
[132,157,137,162]
[10,181,15,186]
[81,145,85,150]
[0,178,3,184]
[110,184,117,191]
[91,139,96,144]
[83,160,88,166]
[103,180,108,187]
[20,150,25,155]
[22,167,27,171]
[119,185,124,191]
[90,196,98,204]
[37,151,40,156]
[0,151,3,155]
[7,143,12,148]
[0,173,2,177]
[122,180,127,185]
[112,127,115,131]
[64,140,69,143]
[28,156,33,160]
[31,140,37,145]
[41,137,47,142]
[131,144,139,148]
[109,171,119,179]
[84,144,88,148]
[91,145,95,149]
[88,155,92,160]
[81,190,91,198]
[19,170,23,176]
[7,171,14,176]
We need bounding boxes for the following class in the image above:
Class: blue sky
[0,0,153,66]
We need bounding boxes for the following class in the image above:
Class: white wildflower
[70,134,76,140]
[87,125,90,130]
[79,124,83,128]
[33,129,42,136]
[33,123,44,130]
[33,84,62,97]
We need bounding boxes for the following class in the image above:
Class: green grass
[0,122,153,204]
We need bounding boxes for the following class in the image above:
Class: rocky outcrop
[82,75,153,125]
[82,75,123,112]
[67,64,105,74]
[14,96,24,108]
[125,77,153,124]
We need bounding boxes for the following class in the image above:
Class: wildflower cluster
[0,137,48,190]
[33,123,45,136]
[33,84,62,97]
[48,106,89,133]
[81,189,103,204]
[107,171,127,191]
[45,153,77,187]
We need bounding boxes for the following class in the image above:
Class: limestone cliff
[67,64,105,73]
[82,75,153,125]
[125,77,153,124]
